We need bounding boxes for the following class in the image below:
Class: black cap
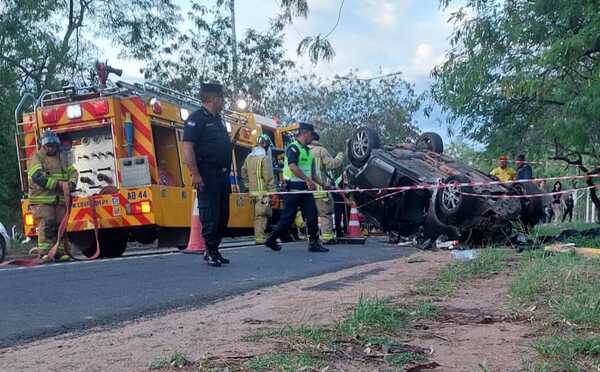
[200,83,224,95]
[312,132,320,141]
[298,122,315,134]
[516,154,525,161]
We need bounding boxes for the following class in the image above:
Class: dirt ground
[0,250,532,371]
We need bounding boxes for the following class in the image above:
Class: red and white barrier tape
[479,157,600,169]
[236,173,600,197]
[461,185,599,199]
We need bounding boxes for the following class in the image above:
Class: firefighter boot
[308,239,329,253]
[265,233,282,251]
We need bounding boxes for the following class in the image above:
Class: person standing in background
[562,192,575,223]
[515,154,533,180]
[551,181,564,225]
[490,155,517,182]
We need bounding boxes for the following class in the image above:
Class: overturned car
[345,128,544,244]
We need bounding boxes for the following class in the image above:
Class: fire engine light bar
[25,213,34,226]
[180,108,189,121]
[67,104,82,119]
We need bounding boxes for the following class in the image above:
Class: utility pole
[230,0,238,96]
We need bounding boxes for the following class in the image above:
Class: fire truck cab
[15,78,295,258]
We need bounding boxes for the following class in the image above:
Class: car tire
[513,182,544,226]
[436,175,476,223]
[348,127,381,167]
[0,236,6,263]
[416,132,444,154]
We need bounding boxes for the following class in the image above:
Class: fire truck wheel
[98,229,128,258]
[68,231,97,258]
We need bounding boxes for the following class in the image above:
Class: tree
[141,2,294,110]
[0,0,180,224]
[261,71,422,156]
[431,0,600,215]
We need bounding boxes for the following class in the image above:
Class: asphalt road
[0,239,414,348]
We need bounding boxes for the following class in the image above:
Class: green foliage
[384,351,427,368]
[432,0,600,164]
[512,251,600,328]
[0,0,180,225]
[415,301,442,320]
[416,248,511,297]
[142,1,294,106]
[147,356,169,370]
[262,71,422,158]
[245,351,324,372]
[336,295,410,337]
[531,222,599,237]
[511,250,600,371]
[147,350,192,369]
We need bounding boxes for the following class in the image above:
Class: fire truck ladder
[114,80,248,126]
[115,81,202,111]
[14,93,39,193]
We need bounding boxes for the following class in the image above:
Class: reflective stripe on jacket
[241,151,275,195]
[28,149,78,205]
[309,142,343,199]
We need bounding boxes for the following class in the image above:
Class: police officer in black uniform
[265,122,328,253]
[182,83,232,267]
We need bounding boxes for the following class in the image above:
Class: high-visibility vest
[283,140,313,182]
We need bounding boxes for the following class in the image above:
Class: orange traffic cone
[348,202,362,238]
[182,191,206,254]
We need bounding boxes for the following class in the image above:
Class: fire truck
[14,65,297,258]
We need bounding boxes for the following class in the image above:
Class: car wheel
[436,175,476,222]
[416,132,444,154]
[513,182,544,226]
[348,127,381,167]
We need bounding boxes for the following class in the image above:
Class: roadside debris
[544,243,600,258]
[451,250,480,261]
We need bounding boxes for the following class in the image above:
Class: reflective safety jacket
[283,140,313,182]
[241,148,275,195]
[27,148,78,205]
[309,141,343,199]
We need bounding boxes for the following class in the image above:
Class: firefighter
[28,129,78,262]
[182,83,232,267]
[309,132,343,244]
[241,134,276,244]
[265,122,328,253]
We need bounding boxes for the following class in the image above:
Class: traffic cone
[182,191,206,254]
[347,202,362,238]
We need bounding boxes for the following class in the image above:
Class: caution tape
[479,157,600,169]
[460,185,599,199]
[235,173,600,197]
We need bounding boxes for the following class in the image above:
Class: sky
[101,0,466,135]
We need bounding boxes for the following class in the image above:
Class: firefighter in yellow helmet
[28,129,78,262]
[241,134,276,244]
[309,132,343,244]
